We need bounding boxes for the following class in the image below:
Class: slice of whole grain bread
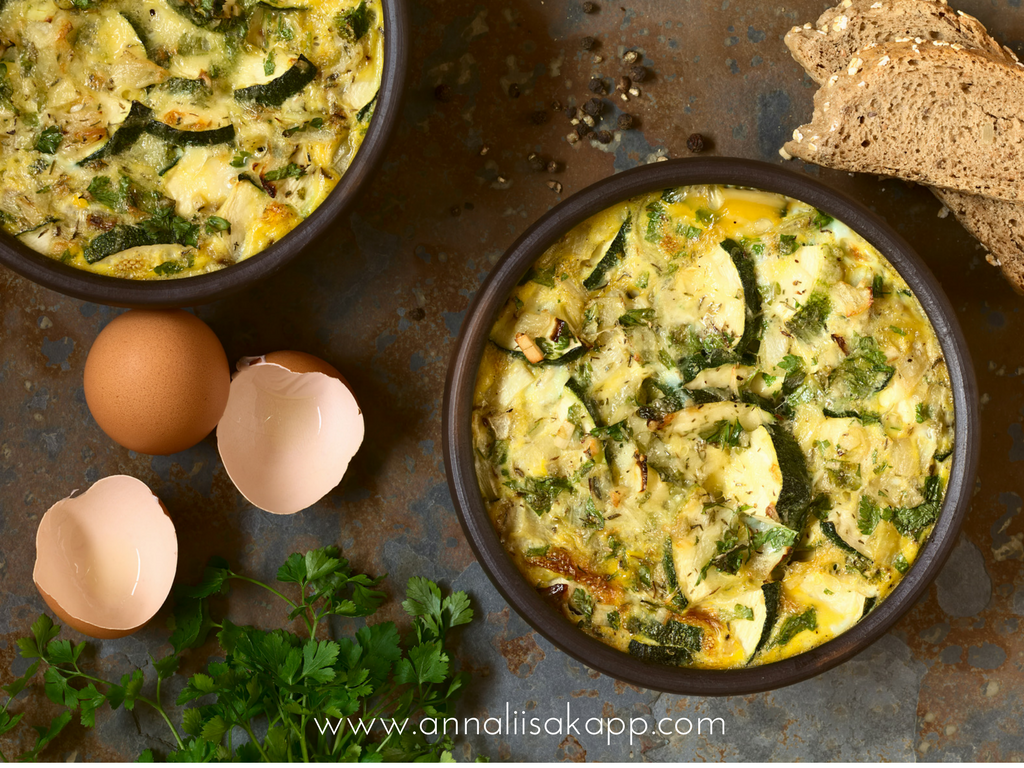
[784,41,1024,204]
[786,0,1015,86]
[932,190,1024,293]
[785,3,1024,293]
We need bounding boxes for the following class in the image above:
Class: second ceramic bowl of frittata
[443,157,979,695]
[0,0,408,307]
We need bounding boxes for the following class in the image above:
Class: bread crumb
[985,253,1001,267]
[937,206,950,219]
[779,147,793,160]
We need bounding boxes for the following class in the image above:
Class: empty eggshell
[34,476,178,639]
[217,353,364,515]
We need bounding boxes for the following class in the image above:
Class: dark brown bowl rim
[0,0,408,308]
[442,157,980,696]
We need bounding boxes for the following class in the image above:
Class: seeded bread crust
[784,42,1024,205]
[785,0,1015,86]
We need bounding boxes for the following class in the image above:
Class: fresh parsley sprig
[0,547,476,762]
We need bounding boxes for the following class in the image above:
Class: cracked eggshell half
[34,476,178,639]
[217,351,364,515]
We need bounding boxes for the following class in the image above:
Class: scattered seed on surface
[687,133,706,153]
[551,100,563,112]
[434,84,453,102]
[594,55,603,64]
[449,205,461,216]
[409,307,426,321]
[596,130,613,144]
[581,36,596,51]
[583,1,597,12]
[617,113,634,130]
[567,132,580,144]
[547,180,563,193]
[547,160,561,173]
[528,153,546,171]
[616,75,631,91]
[628,86,640,97]
[496,175,508,184]
[620,93,629,102]
[588,77,606,95]
[583,97,604,116]
[508,83,521,98]
[630,65,647,82]
[656,155,669,162]
[623,49,641,65]
[530,110,548,125]
[479,145,490,156]
[582,114,596,127]
[565,106,578,120]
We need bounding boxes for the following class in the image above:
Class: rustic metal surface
[2,0,1023,761]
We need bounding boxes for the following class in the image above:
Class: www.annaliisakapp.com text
[315,703,725,746]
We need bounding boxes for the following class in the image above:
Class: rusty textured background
[2,0,1024,761]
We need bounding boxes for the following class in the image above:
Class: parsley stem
[229,574,298,610]
[138,697,184,750]
[240,722,270,761]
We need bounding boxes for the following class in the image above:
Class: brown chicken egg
[34,476,178,639]
[84,309,230,455]
[217,351,364,515]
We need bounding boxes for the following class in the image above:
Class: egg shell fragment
[217,356,364,515]
[34,476,178,640]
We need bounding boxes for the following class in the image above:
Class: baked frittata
[0,0,382,279]
[472,185,954,668]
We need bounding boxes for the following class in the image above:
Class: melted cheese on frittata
[0,0,382,279]
[472,185,954,669]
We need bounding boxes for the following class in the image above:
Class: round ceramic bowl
[0,0,408,308]
[442,157,980,696]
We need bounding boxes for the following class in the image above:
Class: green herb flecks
[774,608,817,647]
[34,126,63,155]
[786,291,832,342]
[337,0,372,41]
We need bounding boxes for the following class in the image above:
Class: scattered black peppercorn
[583,98,604,117]
[575,123,592,139]
[547,160,561,173]
[588,77,606,95]
[409,307,426,321]
[581,36,596,51]
[528,153,546,172]
[582,1,597,11]
[434,84,452,102]
[529,110,548,125]
[564,105,578,120]
[630,65,647,82]
[508,83,520,98]
[687,133,705,153]
[596,130,613,144]
[617,113,634,130]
